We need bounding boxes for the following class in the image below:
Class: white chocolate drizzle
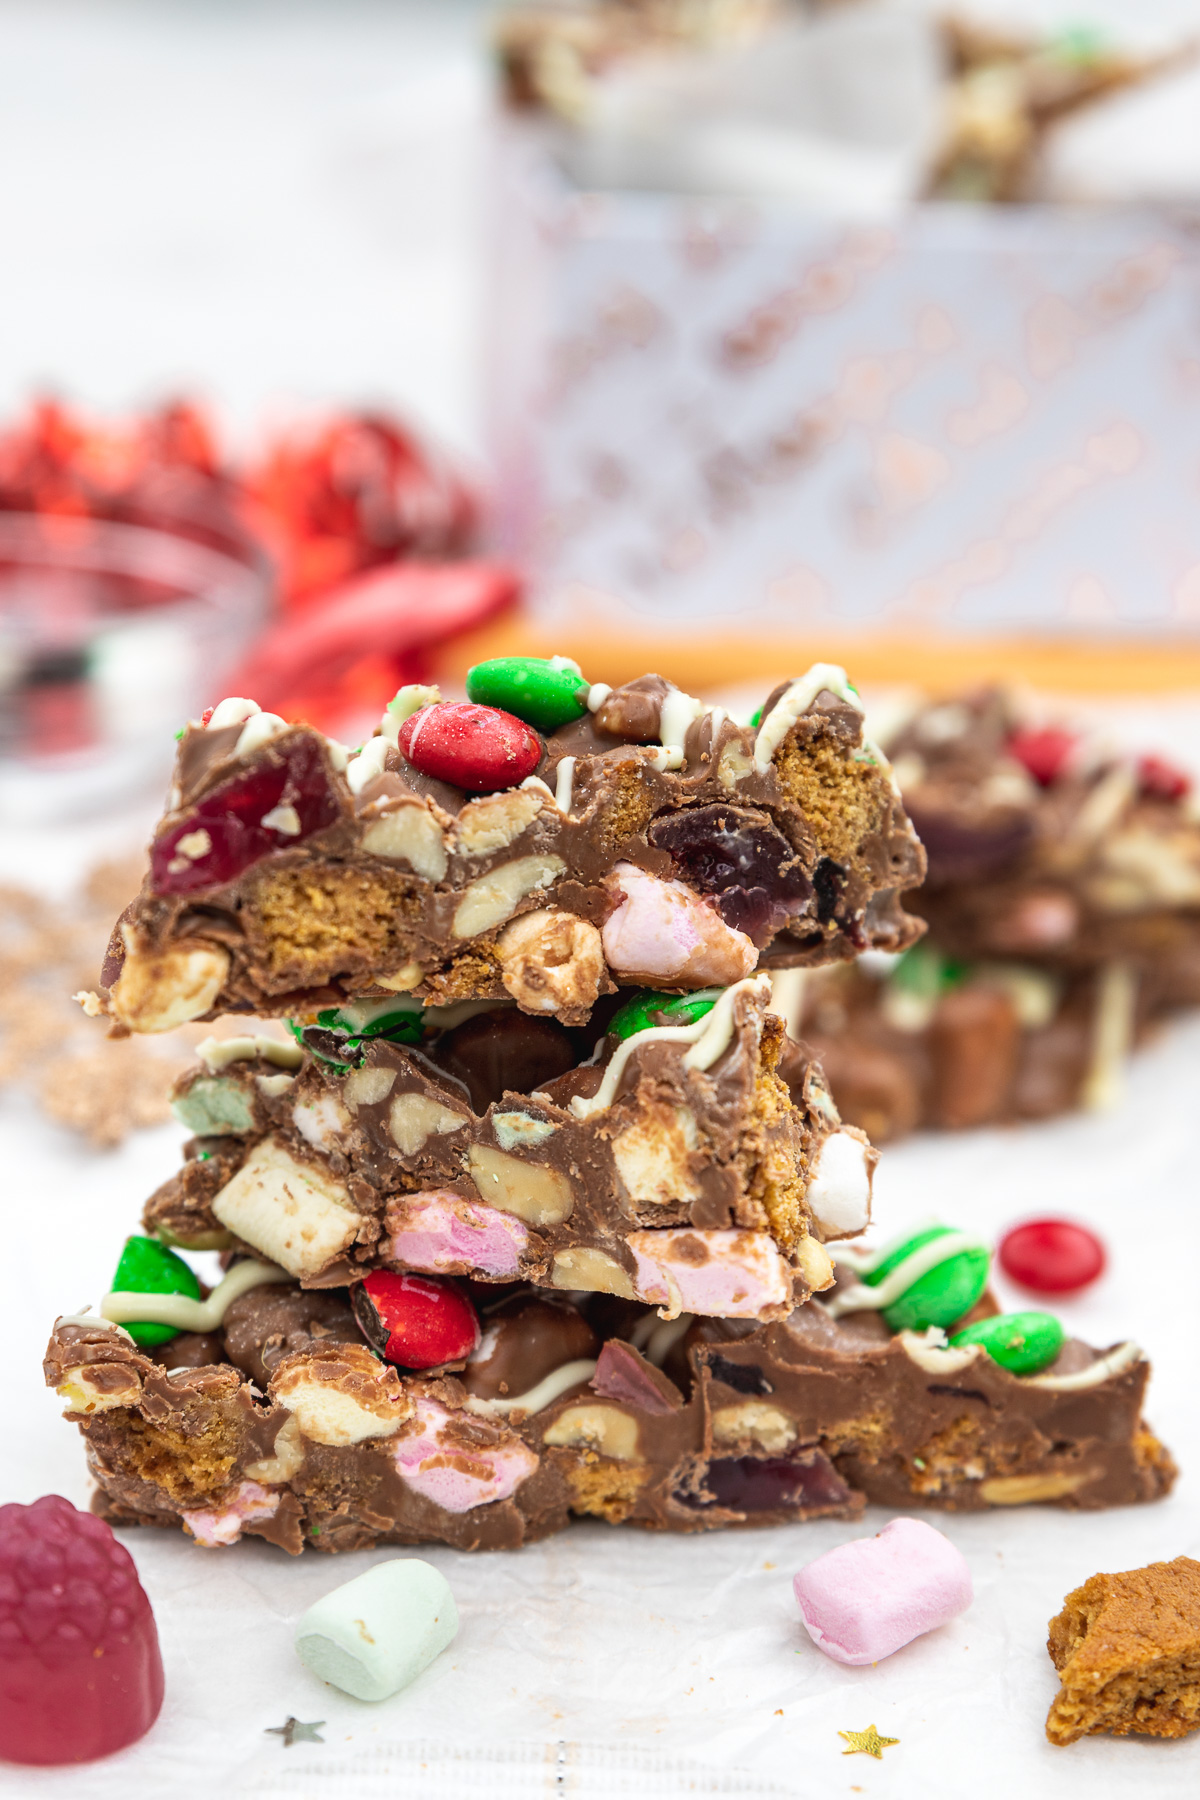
[235,711,289,757]
[823,1230,989,1320]
[381,684,441,746]
[100,1259,292,1333]
[644,1313,695,1367]
[464,1358,597,1419]
[554,755,576,815]
[207,696,260,730]
[1081,959,1137,1113]
[569,976,770,1120]
[520,775,557,804]
[346,736,389,795]
[1019,1340,1141,1392]
[586,683,613,713]
[896,1328,982,1374]
[56,1311,136,1344]
[754,664,862,773]
[548,654,583,677]
[649,689,704,773]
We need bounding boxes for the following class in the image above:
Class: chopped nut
[343,1066,396,1110]
[711,1401,796,1454]
[375,960,423,992]
[496,908,604,1018]
[270,1343,412,1446]
[292,1092,352,1152]
[211,1137,360,1277]
[792,1234,834,1292]
[452,855,566,939]
[613,1105,699,1208]
[544,1403,640,1461]
[110,942,229,1033]
[550,1247,636,1298]
[455,787,544,856]
[360,802,448,881]
[978,1470,1090,1505]
[243,1414,306,1483]
[467,1143,574,1226]
[57,1364,142,1414]
[717,739,755,790]
[389,1090,468,1156]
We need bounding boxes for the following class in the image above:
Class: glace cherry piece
[398,702,540,793]
[151,732,342,895]
[0,1494,164,1766]
[1138,753,1191,804]
[998,1218,1105,1295]
[352,1270,480,1369]
[1007,726,1076,788]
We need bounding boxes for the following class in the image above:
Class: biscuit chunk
[1047,1557,1200,1744]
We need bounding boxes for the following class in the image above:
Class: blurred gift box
[472,0,1200,696]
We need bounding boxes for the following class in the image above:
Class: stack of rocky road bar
[47,662,1174,1554]
[797,687,1200,1141]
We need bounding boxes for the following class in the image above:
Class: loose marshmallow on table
[793,1517,972,1665]
[296,1558,459,1702]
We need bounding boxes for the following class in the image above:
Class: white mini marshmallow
[295,1558,458,1702]
[807,1129,873,1236]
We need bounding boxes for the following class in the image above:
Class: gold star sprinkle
[265,1717,325,1748]
[839,1724,899,1759]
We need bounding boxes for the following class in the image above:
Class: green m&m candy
[465,657,589,734]
[950,1311,1065,1375]
[862,1225,991,1333]
[110,1236,202,1347]
[609,987,723,1043]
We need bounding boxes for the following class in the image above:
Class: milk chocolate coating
[222,1287,361,1387]
[99,674,926,1026]
[45,1278,1174,1556]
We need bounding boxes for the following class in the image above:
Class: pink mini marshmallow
[602,864,756,987]
[386,1190,528,1278]
[182,1479,280,1548]
[793,1517,973,1665]
[627,1227,793,1318]
[392,1397,539,1513]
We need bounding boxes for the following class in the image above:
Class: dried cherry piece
[352,1270,480,1369]
[150,733,342,894]
[430,1009,577,1113]
[703,1354,772,1397]
[0,1494,164,1765]
[1138,753,1191,803]
[677,1451,852,1514]
[648,805,811,947]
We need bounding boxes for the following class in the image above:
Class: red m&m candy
[1007,726,1076,788]
[998,1218,1105,1295]
[398,702,541,793]
[352,1270,480,1369]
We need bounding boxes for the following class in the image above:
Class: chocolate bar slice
[143,978,872,1321]
[44,1265,1173,1556]
[86,664,924,1035]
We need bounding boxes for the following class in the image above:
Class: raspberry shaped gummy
[0,1495,164,1765]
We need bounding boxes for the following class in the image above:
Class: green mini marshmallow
[110,1235,202,1347]
[465,656,589,733]
[295,1558,458,1702]
[171,1076,257,1138]
[608,987,723,1043]
[862,1225,991,1334]
[950,1310,1065,1375]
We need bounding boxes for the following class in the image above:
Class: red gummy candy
[1137,753,1191,803]
[0,1495,164,1765]
[398,702,540,793]
[150,732,342,894]
[1007,726,1076,788]
[352,1270,480,1369]
[998,1218,1105,1295]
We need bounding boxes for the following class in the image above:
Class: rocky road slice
[143,978,874,1323]
[86,662,924,1034]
